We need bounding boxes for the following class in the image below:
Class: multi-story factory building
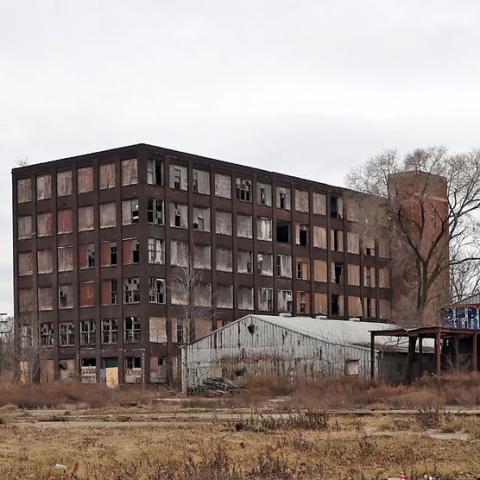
[12,143,443,384]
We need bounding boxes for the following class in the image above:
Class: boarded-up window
[100,203,116,228]
[99,163,116,189]
[149,317,167,343]
[170,240,188,267]
[122,199,139,225]
[217,285,233,309]
[37,249,53,274]
[193,169,210,195]
[257,182,272,206]
[363,237,375,256]
[378,239,390,259]
[379,268,390,288]
[216,247,232,272]
[57,246,73,272]
[80,282,95,307]
[313,226,327,248]
[18,252,33,276]
[348,296,363,317]
[296,258,309,280]
[101,279,118,305]
[122,159,138,186]
[57,209,73,234]
[215,173,231,198]
[330,229,344,252]
[276,187,291,210]
[101,241,118,267]
[77,167,94,193]
[364,297,376,318]
[364,266,376,287]
[17,178,32,203]
[215,211,232,235]
[237,214,252,238]
[38,287,53,311]
[169,164,187,190]
[37,212,53,237]
[313,260,327,282]
[238,286,254,310]
[347,264,360,286]
[37,175,52,200]
[57,171,72,197]
[194,244,211,270]
[257,217,272,241]
[347,232,360,254]
[314,293,328,315]
[78,206,94,231]
[379,299,391,320]
[170,203,188,229]
[312,193,326,215]
[58,285,74,309]
[18,216,32,239]
[296,291,311,314]
[122,238,140,265]
[79,243,95,269]
[19,289,34,312]
[346,198,359,222]
[295,189,309,213]
[193,207,210,232]
[194,283,212,308]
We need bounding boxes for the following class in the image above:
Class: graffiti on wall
[443,305,480,329]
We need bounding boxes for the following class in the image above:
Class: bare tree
[15,157,29,167]
[347,147,480,325]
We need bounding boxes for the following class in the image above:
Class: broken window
[216,247,232,272]
[257,253,273,276]
[276,220,290,244]
[364,266,376,287]
[295,189,309,213]
[216,285,233,308]
[38,287,53,311]
[59,322,75,347]
[80,320,96,345]
[124,277,140,304]
[57,209,73,234]
[215,173,231,198]
[80,282,95,307]
[258,287,274,312]
[276,187,291,210]
[331,294,340,316]
[363,237,375,256]
[257,182,272,206]
[171,281,188,305]
[332,262,344,284]
[21,324,33,348]
[297,258,309,280]
[102,319,118,344]
[237,214,252,238]
[122,238,140,265]
[296,291,310,314]
[17,216,32,240]
[40,323,54,347]
[238,286,254,310]
[296,224,309,246]
[125,356,142,383]
[313,226,327,248]
[125,316,141,343]
[278,289,293,313]
[194,283,212,307]
[37,174,52,200]
[101,241,117,266]
[347,232,360,254]
[37,212,53,237]
[58,285,74,309]
[215,211,232,235]
[236,178,252,202]
[77,167,94,194]
[312,192,327,215]
[149,277,166,304]
[330,229,344,252]
[101,279,118,305]
[79,243,95,269]
[170,240,188,267]
[193,207,210,232]
[193,169,210,194]
[19,289,34,312]
[57,246,73,272]
[100,203,116,228]
[122,159,138,186]
[364,297,376,318]
[238,250,253,274]
[38,249,53,274]
[276,254,292,278]
[148,238,165,264]
[330,196,343,219]
[99,163,116,189]
[147,158,163,185]
[379,299,391,320]
[148,199,164,225]
[17,178,32,203]
[257,217,272,241]
[314,259,327,282]
[78,206,94,231]
[122,198,139,225]
[18,252,33,276]
[194,244,211,270]
[169,164,187,190]
[57,171,72,196]
[170,203,188,229]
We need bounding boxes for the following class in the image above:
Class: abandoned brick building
[12,143,447,384]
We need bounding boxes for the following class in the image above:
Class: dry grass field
[1,375,480,479]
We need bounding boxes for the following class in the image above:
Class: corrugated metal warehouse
[181,315,434,391]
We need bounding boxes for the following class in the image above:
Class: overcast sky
[1,0,480,314]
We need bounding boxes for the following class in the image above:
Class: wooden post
[370,332,375,380]
[407,336,416,384]
[435,330,442,375]
[418,336,423,376]
[473,332,478,372]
